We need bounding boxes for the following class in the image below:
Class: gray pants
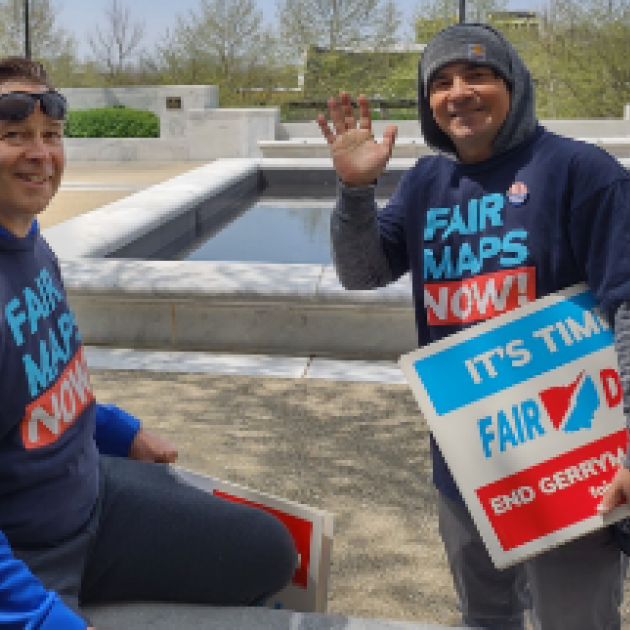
[439,494,625,630]
[12,455,297,620]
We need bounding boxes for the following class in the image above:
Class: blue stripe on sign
[414,291,612,416]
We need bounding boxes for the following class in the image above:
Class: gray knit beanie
[421,24,513,93]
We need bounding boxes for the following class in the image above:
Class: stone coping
[45,159,259,259]
[58,259,412,305]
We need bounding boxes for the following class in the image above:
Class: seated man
[0,57,297,630]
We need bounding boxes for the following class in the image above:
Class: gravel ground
[90,369,630,628]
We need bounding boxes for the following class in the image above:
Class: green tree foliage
[302,45,420,99]
[276,0,403,58]
[541,0,630,117]
[414,0,508,43]
[491,0,630,118]
[145,0,296,105]
[153,0,265,85]
[468,0,509,22]
[414,0,458,43]
[411,0,630,118]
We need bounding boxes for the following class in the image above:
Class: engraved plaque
[166,97,182,110]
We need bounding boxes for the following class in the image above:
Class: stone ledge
[61,260,416,359]
[45,159,260,259]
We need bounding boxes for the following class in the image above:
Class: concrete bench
[84,604,464,629]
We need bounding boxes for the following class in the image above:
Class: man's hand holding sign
[600,464,630,514]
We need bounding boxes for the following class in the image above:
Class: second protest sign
[399,284,629,568]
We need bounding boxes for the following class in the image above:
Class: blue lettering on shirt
[423,195,530,281]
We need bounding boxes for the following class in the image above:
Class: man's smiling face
[0,81,65,237]
[429,62,511,164]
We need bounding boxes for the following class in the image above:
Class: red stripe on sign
[476,431,628,551]
[424,267,536,325]
[213,490,313,589]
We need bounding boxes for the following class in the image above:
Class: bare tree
[372,0,404,49]
[88,0,145,78]
[154,0,265,85]
[150,21,207,84]
[191,0,263,81]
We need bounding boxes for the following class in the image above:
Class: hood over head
[418,23,537,161]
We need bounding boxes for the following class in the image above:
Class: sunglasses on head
[0,90,67,122]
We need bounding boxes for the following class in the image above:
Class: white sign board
[172,467,334,612]
[399,284,629,568]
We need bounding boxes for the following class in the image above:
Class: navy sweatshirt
[375,127,630,500]
[0,222,140,629]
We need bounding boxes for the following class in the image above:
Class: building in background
[488,11,540,32]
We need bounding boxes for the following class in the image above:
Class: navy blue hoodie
[377,126,630,501]
[0,226,99,546]
[0,223,141,628]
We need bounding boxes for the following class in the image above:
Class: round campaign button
[507,182,529,206]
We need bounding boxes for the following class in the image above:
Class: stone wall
[59,85,630,161]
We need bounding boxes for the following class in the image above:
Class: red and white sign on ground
[399,284,629,568]
[171,468,334,612]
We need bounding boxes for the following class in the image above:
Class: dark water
[180,201,333,264]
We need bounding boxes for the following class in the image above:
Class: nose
[24,135,53,161]
[449,75,473,100]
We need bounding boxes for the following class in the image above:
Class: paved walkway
[40,161,209,230]
[87,352,630,628]
[88,364,460,626]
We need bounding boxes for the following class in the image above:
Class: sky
[55,0,543,59]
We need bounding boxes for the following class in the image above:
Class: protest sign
[171,467,334,612]
[399,284,629,568]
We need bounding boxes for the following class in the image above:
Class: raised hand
[316,92,397,188]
